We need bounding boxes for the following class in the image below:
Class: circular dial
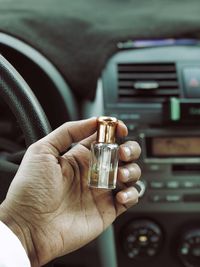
[121,219,163,260]
[178,229,200,267]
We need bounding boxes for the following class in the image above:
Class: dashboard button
[128,249,139,258]
[182,181,196,189]
[127,234,136,243]
[166,195,182,202]
[150,181,165,189]
[166,181,180,189]
[150,235,160,243]
[147,248,157,256]
[149,195,164,202]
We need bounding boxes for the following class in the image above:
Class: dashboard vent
[117,63,179,100]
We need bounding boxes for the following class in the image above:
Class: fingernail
[122,168,129,181]
[124,146,131,157]
[123,192,129,201]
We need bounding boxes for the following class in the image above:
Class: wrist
[0,202,39,267]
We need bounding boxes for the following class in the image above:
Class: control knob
[178,228,200,267]
[121,219,163,260]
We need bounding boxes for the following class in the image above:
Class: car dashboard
[1,1,200,267]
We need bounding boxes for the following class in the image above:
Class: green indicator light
[170,97,180,121]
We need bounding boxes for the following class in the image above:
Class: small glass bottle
[88,116,119,189]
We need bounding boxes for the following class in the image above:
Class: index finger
[36,117,128,155]
[38,117,97,155]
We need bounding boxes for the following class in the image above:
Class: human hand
[0,118,141,267]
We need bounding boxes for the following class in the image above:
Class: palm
[6,144,121,264]
[43,145,120,259]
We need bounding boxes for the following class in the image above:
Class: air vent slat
[119,89,179,96]
[118,73,177,80]
[118,64,176,73]
[118,81,179,88]
[117,62,179,100]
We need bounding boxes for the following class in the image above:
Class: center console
[84,44,200,267]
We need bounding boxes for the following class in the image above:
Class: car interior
[1,1,200,267]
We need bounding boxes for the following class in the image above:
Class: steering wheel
[0,54,52,200]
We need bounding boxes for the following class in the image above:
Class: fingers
[119,141,141,162]
[115,140,141,210]
[115,164,141,209]
[32,117,128,156]
[118,163,141,183]
[32,118,97,155]
[116,187,139,206]
[118,140,141,183]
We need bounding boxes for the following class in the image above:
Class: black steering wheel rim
[0,54,51,146]
[0,54,52,198]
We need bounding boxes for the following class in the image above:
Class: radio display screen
[147,137,200,157]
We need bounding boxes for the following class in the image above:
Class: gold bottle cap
[97,116,118,143]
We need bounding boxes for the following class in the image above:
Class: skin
[0,118,141,267]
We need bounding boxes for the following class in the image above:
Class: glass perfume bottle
[88,116,119,189]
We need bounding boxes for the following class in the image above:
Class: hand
[0,118,141,267]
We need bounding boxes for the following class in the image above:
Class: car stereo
[141,129,200,163]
